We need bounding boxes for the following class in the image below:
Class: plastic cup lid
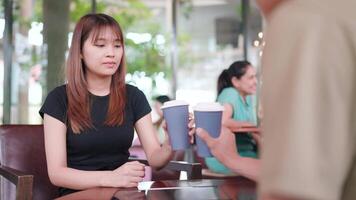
[193,102,224,112]
[161,100,189,109]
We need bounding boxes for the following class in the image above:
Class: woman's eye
[95,44,105,47]
[115,44,122,48]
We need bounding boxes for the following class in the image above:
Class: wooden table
[56,178,256,200]
[231,126,261,133]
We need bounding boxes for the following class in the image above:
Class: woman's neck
[86,74,112,96]
[238,90,248,103]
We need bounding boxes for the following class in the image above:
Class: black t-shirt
[39,84,151,196]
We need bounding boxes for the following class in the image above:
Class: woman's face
[82,27,123,79]
[154,101,164,117]
[233,66,257,96]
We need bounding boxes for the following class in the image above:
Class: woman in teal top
[205,61,259,174]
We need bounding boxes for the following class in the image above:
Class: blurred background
[0,0,264,124]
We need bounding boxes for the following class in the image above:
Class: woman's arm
[221,104,255,129]
[135,113,172,169]
[44,114,145,190]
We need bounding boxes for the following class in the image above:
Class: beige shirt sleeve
[259,1,356,200]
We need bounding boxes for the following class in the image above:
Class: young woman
[39,13,173,196]
[204,61,260,179]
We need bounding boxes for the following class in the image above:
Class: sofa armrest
[128,157,202,180]
[0,165,33,200]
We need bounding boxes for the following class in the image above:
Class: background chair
[0,166,33,200]
[0,125,58,200]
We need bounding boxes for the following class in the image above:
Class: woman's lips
[103,62,116,67]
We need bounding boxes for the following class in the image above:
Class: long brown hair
[66,13,127,133]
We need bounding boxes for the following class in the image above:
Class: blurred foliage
[235,3,243,17]
[70,0,106,22]
[13,0,195,78]
[125,38,166,75]
[179,0,193,19]
[65,0,167,76]
[109,0,152,30]
[12,0,23,28]
[177,33,194,70]
[33,0,43,21]
[106,0,167,76]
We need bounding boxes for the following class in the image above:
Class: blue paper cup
[161,100,190,150]
[194,102,223,157]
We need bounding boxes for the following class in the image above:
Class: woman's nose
[106,46,115,57]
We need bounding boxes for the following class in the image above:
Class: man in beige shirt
[260,0,356,199]
[197,0,356,199]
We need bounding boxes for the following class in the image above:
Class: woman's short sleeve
[217,87,239,106]
[128,85,152,123]
[39,85,67,124]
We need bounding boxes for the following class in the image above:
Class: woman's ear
[231,76,240,88]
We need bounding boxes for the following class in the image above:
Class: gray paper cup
[161,100,190,150]
[194,102,224,157]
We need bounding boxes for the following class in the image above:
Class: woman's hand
[188,113,195,144]
[162,112,195,144]
[104,161,145,188]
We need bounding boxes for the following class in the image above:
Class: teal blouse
[205,87,258,174]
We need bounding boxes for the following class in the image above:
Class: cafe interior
[0,0,334,199]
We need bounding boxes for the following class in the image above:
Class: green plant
[179,0,193,19]
[70,0,106,22]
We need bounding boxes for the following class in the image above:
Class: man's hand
[196,127,240,167]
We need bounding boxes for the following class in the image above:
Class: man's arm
[196,128,259,181]
[261,194,303,200]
